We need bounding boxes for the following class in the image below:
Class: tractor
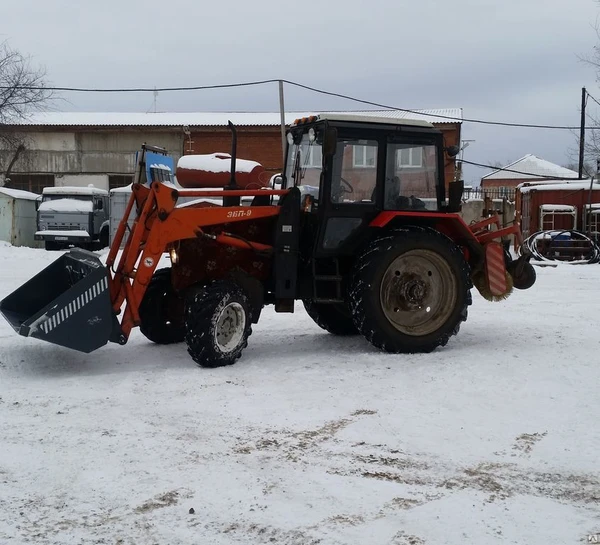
[0,114,536,367]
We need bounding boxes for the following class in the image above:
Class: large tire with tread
[184,280,252,368]
[303,300,358,336]
[349,227,472,353]
[139,268,185,344]
[99,228,109,249]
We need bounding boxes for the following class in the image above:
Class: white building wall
[13,199,42,247]
[0,195,14,245]
[0,195,41,247]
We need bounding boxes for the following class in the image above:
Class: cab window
[384,142,438,210]
[330,139,378,204]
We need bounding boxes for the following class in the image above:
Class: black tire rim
[379,249,458,336]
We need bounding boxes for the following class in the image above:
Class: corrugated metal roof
[482,154,579,181]
[7,108,462,128]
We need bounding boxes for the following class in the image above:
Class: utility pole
[279,80,286,171]
[579,87,587,179]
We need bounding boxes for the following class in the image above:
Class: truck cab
[36,186,110,251]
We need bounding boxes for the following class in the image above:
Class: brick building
[480,154,581,198]
[0,109,462,193]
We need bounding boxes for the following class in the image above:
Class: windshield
[284,131,323,192]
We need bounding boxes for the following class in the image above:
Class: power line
[461,158,593,181]
[3,79,281,93]
[281,80,595,130]
[2,78,599,131]
[586,90,600,110]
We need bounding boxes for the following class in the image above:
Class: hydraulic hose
[519,229,600,264]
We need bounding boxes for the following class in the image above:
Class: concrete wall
[460,198,516,245]
[55,174,109,191]
[0,130,184,176]
[460,199,515,224]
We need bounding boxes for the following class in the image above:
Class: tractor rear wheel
[302,300,358,335]
[349,228,471,353]
[184,280,252,368]
[139,268,185,344]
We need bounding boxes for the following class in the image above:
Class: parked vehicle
[35,186,110,250]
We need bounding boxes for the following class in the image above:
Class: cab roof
[42,186,108,196]
[292,113,434,129]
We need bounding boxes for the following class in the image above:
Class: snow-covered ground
[0,243,599,545]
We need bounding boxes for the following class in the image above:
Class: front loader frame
[106,181,289,344]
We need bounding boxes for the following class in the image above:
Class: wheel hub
[214,302,246,353]
[398,276,427,309]
[380,249,458,336]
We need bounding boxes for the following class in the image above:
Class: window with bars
[4,174,54,194]
[109,175,133,189]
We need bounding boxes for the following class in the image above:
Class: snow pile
[38,199,94,213]
[178,153,261,174]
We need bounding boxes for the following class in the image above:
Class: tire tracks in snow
[230,410,600,540]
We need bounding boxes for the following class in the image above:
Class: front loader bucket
[0,249,116,353]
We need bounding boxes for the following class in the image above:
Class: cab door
[315,132,382,257]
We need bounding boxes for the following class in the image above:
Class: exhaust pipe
[223,120,240,207]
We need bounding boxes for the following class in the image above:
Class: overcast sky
[3,0,600,184]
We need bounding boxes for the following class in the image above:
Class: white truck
[35,186,110,251]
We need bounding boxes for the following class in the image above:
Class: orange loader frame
[105,182,289,343]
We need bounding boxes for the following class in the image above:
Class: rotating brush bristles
[473,271,514,302]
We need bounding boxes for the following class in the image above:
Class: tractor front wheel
[139,268,185,344]
[184,280,252,368]
[349,228,471,353]
[302,300,358,335]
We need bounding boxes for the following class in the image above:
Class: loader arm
[107,182,289,342]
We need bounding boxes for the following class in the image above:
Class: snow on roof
[482,154,580,181]
[540,204,577,212]
[177,153,261,173]
[109,184,133,194]
[43,186,108,196]
[312,113,433,128]
[38,199,94,213]
[518,181,599,193]
[6,108,462,128]
[0,187,40,201]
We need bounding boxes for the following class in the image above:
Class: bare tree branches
[0,41,52,124]
[0,41,52,186]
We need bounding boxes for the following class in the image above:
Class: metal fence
[463,187,516,202]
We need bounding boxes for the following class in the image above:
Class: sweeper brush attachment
[0,249,116,353]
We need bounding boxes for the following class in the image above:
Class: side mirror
[323,127,337,158]
[445,145,460,158]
